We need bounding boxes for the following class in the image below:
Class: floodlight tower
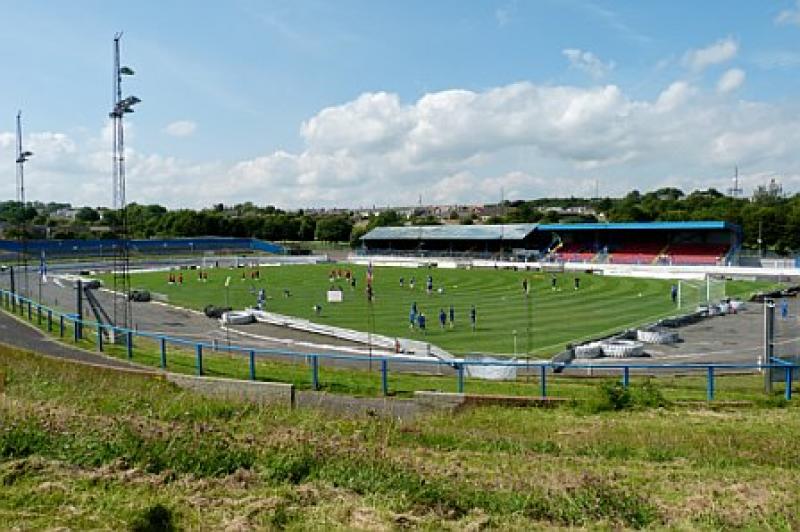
[109,32,140,331]
[15,111,33,298]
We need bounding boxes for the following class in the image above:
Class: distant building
[53,208,80,220]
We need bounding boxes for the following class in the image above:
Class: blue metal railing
[0,287,796,401]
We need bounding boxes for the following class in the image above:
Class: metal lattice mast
[15,111,33,298]
[109,32,140,331]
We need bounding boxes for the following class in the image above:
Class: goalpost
[677,275,726,310]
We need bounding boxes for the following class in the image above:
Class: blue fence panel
[0,237,284,257]
[0,287,797,402]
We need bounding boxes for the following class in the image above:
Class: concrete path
[0,308,150,371]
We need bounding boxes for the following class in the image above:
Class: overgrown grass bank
[1,343,799,529]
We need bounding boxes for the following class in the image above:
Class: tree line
[1,185,798,253]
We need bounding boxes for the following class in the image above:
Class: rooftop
[361,224,538,241]
[361,221,740,242]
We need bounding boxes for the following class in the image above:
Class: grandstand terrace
[360,221,741,265]
[360,223,542,257]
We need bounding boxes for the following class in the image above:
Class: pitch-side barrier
[349,254,800,281]
[0,287,796,402]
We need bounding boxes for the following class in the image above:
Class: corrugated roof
[361,224,538,241]
[361,221,739,242]
[538,221,734,231]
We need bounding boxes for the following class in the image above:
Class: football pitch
[111,264,774,356]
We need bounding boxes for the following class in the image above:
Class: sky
[2,0,800,209]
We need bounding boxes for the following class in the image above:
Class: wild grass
[1,342,800,529]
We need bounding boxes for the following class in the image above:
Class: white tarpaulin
[464,356,518,380]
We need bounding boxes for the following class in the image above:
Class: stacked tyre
[601,340,644,358]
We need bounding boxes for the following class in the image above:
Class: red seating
[667,243,729,265]
[608,242,665,264]
[553,241,731,266]
[554,243,595,262]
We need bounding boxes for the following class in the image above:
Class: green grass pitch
[109,264,772,356]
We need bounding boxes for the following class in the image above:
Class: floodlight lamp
[22,150,33,158]
[119,66,135,75]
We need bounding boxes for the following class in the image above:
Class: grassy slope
[1,343,799,530]
[108,265,773,356]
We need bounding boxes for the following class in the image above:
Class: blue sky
[2,1,800,208]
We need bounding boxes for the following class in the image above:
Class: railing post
[126,331,133,359]
[47,310,52,332]
[457,363,465,393]
[765,300,775,394]
[249,350,256,381]
[381,359,389,396]
[707,366,715,401]
[540,365,547,397]
[622,367,630,388]
[160,338,167,369]
[97,324,103,352]
[27,301,32,320]
[311,355,319,390]
[36,305,41,325]
[195,343,204,376]
[786,367,793,401]
[73,317,79,343]
[59,315,64,337]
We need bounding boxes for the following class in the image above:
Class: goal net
[678,275,726,310]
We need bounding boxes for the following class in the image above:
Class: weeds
[0,343,799,529]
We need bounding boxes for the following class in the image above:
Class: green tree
[315,216,354,242]
[75,207,100,223]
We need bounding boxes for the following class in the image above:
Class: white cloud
[776,0,800,26]
[0,132,14,149]
[682,37,738,71]
[164,120,197,137]
[655,81,694,111]
[562,48,615,79]
[717,68,746,93]
[4,75,800,208]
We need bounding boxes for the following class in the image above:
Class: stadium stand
[0,237,284,259]
[360,221,741,266]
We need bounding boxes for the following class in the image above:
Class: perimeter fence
[0,286,796,403]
